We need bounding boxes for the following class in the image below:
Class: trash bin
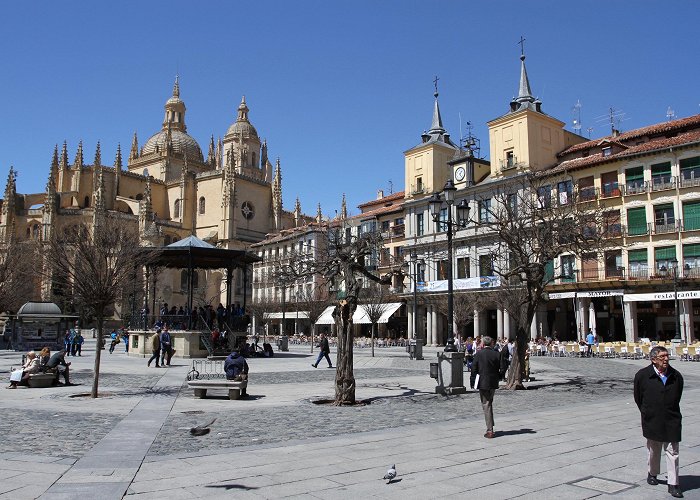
[408,339,423,360]
[277,335,289,352]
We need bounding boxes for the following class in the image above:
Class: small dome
[17,301,62,316]
[141,130,204,162]
[225,96,259,139]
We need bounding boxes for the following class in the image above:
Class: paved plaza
[1,340,699,499]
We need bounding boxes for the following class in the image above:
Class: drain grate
[570,476,636,494]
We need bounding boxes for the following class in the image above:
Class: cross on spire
[518,36,526,56]
[433,75,440,97]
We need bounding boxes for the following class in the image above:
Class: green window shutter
[680,156,700,171]
[625,166,643,182]
[628,249,648,263]
[651,162,672,176]
[627,207,647,235]
[544,260,554,283]
[683,243,700,258]
[654,246,676,261]
[683,201,700,230]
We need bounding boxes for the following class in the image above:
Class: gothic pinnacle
[130,132,139,161]
[74,141,84,169]
[94,141,102,167]
[115,144,123,170]
[60,141,69,170]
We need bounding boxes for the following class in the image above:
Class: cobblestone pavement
[150,355,698,457]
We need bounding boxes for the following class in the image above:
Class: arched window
[199,197,206,215]
[84,196,90,208]
[32,224,40,240]
[174,199,180,218]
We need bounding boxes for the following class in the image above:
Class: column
[530,314,537,340]
[623,300,638,342]
[681,299,692,343]
[426,305,433,346]
[496,308,504,340]
[430,306,438,345]
[473,310,480,340]
[579,298,589,340]
[503,311,511,340]
[407,305,414,339]
[687,300,696,343]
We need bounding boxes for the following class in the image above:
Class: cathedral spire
[129,132,139,163]
[316,203,323,223]
[60,141,69,170]
[93,141,102,167]
[340,193,347,219]
[163,76,187,132]
[173,75,180,99]
[51,144,59,175]
[74,141,84,169]
[293,197,301,227]
[236,95,249,123]
[420,77,454,147]
[207,135,216,167]
[115,143,123,171]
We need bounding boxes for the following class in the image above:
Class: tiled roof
[251,222,327,246]
[559,114,700,157]
[357,191,405,210]
[548,129,700,175]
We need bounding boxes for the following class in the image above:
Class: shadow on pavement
[205,484,259,491]
[680,475,700,492]
[495,428,536,437]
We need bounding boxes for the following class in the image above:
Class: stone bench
[187,379,248,400]
[27,373,56,388]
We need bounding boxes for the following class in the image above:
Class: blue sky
[1,1,699,218]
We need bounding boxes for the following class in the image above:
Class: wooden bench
[187,379,248,400]
[27,373,56,388]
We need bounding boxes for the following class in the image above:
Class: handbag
[10,369,23,382]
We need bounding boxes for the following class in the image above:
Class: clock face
[241,201,255,220]
[455,167,466,181]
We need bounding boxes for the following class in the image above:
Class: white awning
[624,290,700,302]
[264,311,309,320]
[315,303,403,325]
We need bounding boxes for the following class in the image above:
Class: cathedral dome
[225,96,259,139]
[141,129,204,162]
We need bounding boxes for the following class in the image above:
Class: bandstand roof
[146,235,261,269]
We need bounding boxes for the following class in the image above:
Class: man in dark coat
[46,349,72,385]
[634,345,684,498]
[224,350,249,396]
[470,336,501,438]
[312,333,332,368]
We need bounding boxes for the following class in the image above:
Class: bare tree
[43,218,156,398]
[429,290,484,343]
[359,282,394,357]
[247,294,279,342]
[295,284,330,353]
[471,171,608,389]
[279,223,403,405]
[0,240,39,314]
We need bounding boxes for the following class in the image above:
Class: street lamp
[429,179,470,352]
[409,251,424,341]
[670,258,682,342]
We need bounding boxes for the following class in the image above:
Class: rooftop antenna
[388,180,393,194]
[460,120,481,157]
[594,107,627,135]
[587,127,594,139]
[572,100,582,135]
[667,106,676,121]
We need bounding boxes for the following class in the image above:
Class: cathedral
[0,78,315,312]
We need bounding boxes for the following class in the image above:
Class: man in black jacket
[312,333,332,368]
[46,350,71,385]
[634,346,684,498]
[470,336,501,438]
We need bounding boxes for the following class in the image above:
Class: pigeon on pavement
[383,464,397,483]
[190,418,217,436]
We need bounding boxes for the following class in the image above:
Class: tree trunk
[334,302,356,405]
[91,316,104,398]
[371,322,375,357]
[310,323,315,354]
[504,326,527,390]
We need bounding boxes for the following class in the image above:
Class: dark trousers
[54,366,70,385]
[314,351,332,367]
[479,389,496,432]
[75,344,81,356]
[148,349,160,367]
[160,346,172,365]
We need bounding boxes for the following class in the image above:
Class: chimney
[377,189,384,200]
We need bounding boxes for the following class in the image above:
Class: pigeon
[190,418,217,436]
[383,464,397,483]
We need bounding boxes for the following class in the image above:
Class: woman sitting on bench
[8,351,40,388]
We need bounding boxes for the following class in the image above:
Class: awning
[263,311,309,320]
[315,303,403,325]
[624,290,700,302]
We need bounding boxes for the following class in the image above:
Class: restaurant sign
[623,290,700,302]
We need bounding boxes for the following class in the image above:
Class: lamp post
[409,251,424,341]
[670,258,682,342]
[429,179,470,352]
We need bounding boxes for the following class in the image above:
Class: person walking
[159,328,172,366]
[586,329,595,357]
[73,331,84,356]
[470,336,501,439]
[634,346,684,498]
[147,330,161,368]
[312,333,333,368]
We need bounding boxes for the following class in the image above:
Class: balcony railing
[578,186,598,202]
[500,156,518,170]
[650,176,675,192]
[653,220,679,234]
[621,182,648,196]
[680,174,700,189]
[600,184,621,199]
[626,223,651,237]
